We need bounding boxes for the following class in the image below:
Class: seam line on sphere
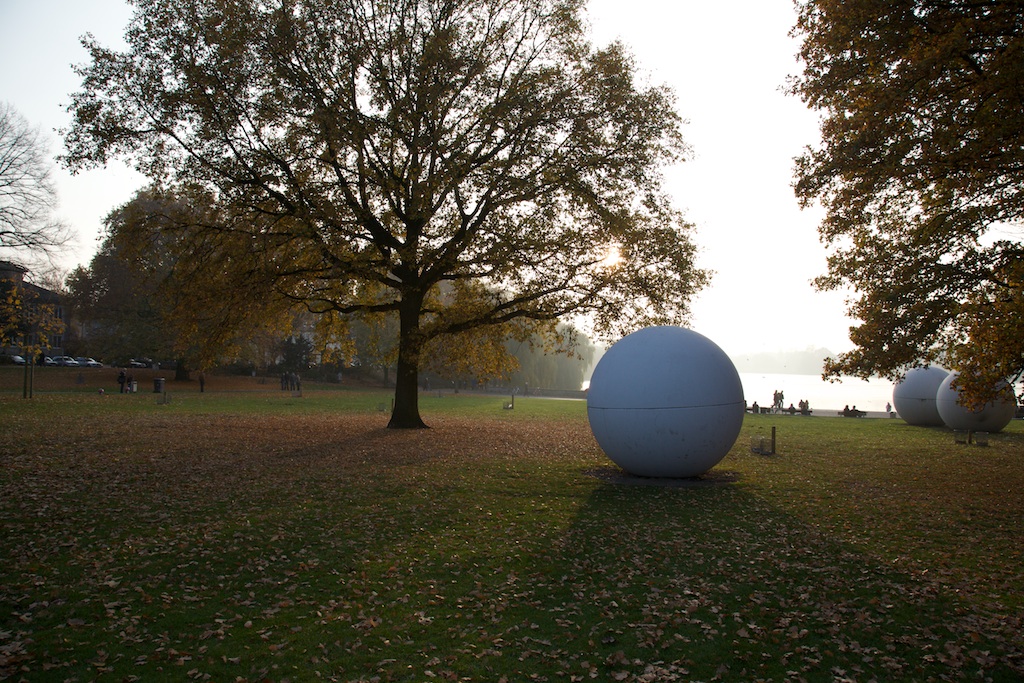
[587,403,745,411]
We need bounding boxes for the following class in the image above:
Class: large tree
[68,186,295,375]
[63,0,707,427]
[65,245,163,366]
[791,0,1024,404]
[0,103,70,260]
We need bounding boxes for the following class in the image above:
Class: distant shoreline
[750,408,896,419]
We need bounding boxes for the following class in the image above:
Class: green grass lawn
[2,386,1023,681]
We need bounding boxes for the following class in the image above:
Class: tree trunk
[388,292,428,429]
[174,359,190,382]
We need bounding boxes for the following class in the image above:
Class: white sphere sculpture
[587,326,744,478]
[892,366,949,426]
[935,371,1016,433]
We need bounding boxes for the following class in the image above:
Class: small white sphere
[892,366,949,426]
[587,326,744,478]
[935,371,1016,433]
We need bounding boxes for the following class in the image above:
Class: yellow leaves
[795,1,1024,387]
[941,255,1024,404]
[0,282,63,353]
[313,310,356,366]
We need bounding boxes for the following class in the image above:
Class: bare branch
[0,102,71,258]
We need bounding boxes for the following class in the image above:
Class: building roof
[0,261,59,304]
[0,260,29,277]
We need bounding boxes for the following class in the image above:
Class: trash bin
[154,377,165,393]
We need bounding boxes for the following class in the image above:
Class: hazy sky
[0,0,854,358]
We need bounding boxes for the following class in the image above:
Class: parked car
[128,358,150,368]
[40,356,56,366]
[2,354,26,365]
[54,356,80,367]
[75,357,103,368]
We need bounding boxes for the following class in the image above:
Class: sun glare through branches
[598,243,622,269]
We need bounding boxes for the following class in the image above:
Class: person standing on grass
[199,371,205,393]
[117,368,126,394]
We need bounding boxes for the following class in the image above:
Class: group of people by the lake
[748,392,813,415]
[776,397,812,415]
[787,399,812,415]
[746,390,892,417]
[772,390,813,415]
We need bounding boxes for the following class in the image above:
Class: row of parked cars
[4,355,103,367]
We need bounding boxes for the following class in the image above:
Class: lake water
[740,372,894,414]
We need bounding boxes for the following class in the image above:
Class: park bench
[782,406,813,416]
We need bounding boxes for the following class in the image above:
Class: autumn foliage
[62,0,707,428]
[792,0,1024,404]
